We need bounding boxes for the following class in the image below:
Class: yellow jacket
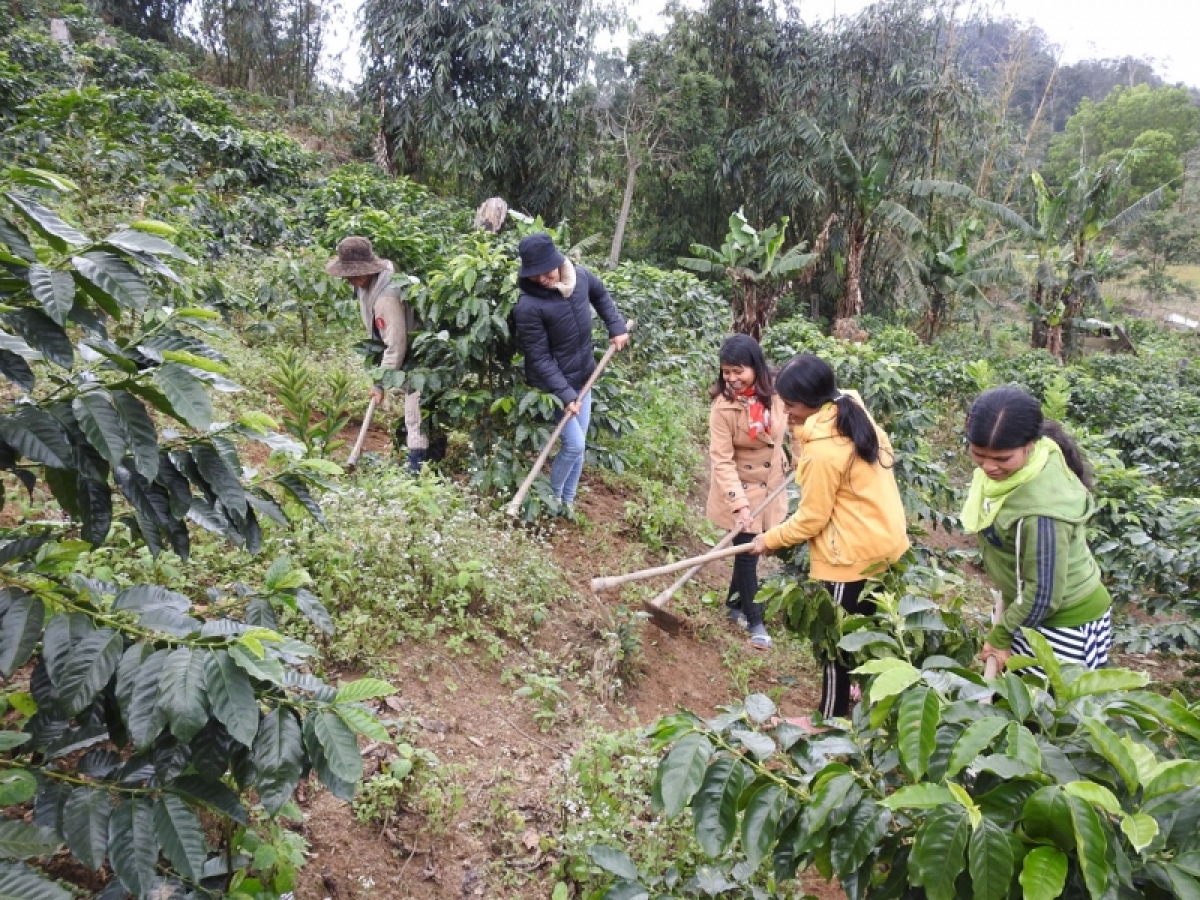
[763,392,909,582]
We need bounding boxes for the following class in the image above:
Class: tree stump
[49,18,71,46]
[832,317,869,344]
[474,197,508,233]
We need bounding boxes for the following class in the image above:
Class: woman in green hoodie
[962,386,1112,672]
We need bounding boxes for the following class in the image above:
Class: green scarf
[960,437,1058,533]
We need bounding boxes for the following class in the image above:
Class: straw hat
[325,236,388,277]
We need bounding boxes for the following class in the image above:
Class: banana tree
[892,215,1016,341]
[978,162,1163,361]
[678,209,814,340]
[776,123,980,335]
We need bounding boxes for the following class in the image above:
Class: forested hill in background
[3,0,1196,338]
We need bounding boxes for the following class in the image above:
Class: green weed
[555,730,711,895]
[619,473,693,551]
[353,743,465,834]
[504,669,572,732]
[285,470,568,671]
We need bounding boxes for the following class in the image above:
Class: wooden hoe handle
[592,543,758,593]
[506,319,635,517]
[646,475,792,609]
[346,394,379,467]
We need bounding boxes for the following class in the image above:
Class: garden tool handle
[982,593,1007,694]
[346,394,379,467]
[647,474,792,609]
[592,543,757,593]
[506,319,635,517]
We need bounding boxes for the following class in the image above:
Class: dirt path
[293,466,842,900]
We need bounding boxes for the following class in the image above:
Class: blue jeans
[549,391,592,505]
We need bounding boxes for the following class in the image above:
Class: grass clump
[283,468,569,672]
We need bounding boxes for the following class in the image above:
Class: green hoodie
[974,449,1109,648]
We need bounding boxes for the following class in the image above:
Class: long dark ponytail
[776,353,882,465]
[966,386,1093,490]
[710,333,775,404]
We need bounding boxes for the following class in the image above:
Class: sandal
[726,607,749,630]
[748,626,772,650]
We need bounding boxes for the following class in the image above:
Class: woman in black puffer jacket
[513,233,628,512]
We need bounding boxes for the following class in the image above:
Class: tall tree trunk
[802,214,838,322]
[919,292,948,343]
[731,281,788,342]
[1003,50,1062,207]
[1045,323,1064,361]
[839,226,866,320]
[609,160,640,268]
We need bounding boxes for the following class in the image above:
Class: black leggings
[726,532,764,629]
[818,580,874,718]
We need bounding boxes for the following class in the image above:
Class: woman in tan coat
[706,335,789,649]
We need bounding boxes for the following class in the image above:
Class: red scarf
[736,386,771,439]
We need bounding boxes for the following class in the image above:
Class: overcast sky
[327,0,1200,89]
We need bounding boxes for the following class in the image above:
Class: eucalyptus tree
[1044,84,1200,206]
[195,0,327,99]
[361,0,608,221]
[594,35,723,266]
[87,0,192,42]
[614,0,780,260]
[1120,210,1200,305]
[728,0,989,321]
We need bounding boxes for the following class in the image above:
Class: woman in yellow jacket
[706,335,790,650]
[751,353,909,725]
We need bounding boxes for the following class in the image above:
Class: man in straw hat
[326,236,429,473]
[513,232,628,516]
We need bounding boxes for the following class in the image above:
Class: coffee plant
[598,597,1200,899]
[1,170,389,898]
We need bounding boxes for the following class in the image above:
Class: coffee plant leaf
[967,818,1014,900]
[0,591,44,678]
[333,678,394,703]
[691,754,749,857]
[946,715,1010,778]
[0,859,74,900]
[4,192,88,252]
[56,627,122,717]
[204,649,258,748]
[27,264,74,326]
[107,798,158,896]
[909,803,970,900]
[62,787,112,871]
[152,795,206,882]
[587,845,639,881]
[1066,794,1110,899]
[897,685,941,780]
[252,709,304,816]
[157,647,210,742]
[0,820,63,861]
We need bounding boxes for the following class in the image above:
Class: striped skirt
[1010,609,1113,670]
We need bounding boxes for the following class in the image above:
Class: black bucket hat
[518,233,566,278]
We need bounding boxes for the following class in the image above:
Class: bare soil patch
[294,460,839,899]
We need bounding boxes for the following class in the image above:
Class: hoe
[592,476,791,634]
